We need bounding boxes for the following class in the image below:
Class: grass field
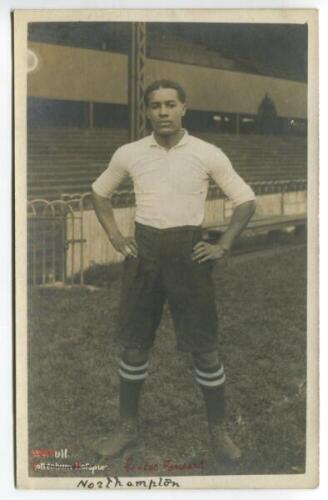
[27,243,307,478]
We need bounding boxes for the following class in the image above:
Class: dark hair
[144,79,187,106]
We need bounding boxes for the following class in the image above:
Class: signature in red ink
[163,457,206,472]
[124,455,206,474]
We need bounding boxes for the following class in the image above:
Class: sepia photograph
[14,9,318,489]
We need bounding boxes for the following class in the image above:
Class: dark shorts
[118,223,219,354]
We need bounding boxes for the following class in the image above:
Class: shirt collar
[149,129,189,149]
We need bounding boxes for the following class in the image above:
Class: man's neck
[153,129,185,150]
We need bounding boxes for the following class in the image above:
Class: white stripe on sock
[195,365,224,379]
[120,360,149,372]
[196,373,226,387]
[119,368,148,381]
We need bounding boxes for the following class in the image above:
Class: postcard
[14,8,318,489]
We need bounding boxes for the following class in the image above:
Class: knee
[121,347,150,366]
[193,350,219,369]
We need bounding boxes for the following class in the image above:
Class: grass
[27,243,307,478]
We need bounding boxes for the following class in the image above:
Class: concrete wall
[65,191,307,276]
[28,42,128,104]
[28,42,307,118]
[283,190,307,215]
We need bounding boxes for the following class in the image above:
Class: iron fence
[27,179,307,286]
[27,193,91,285]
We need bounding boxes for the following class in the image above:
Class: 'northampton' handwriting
[77,476,180,489]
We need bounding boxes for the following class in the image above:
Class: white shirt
[92,130,255,229]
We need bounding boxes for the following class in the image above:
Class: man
[91,79,256,464]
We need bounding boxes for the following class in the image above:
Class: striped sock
[195,363,226,424]
[119,359,149,420]
[119,359,149,382]
[195,363,226,388]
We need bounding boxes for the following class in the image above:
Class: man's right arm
[91,147,137,258]
[91,190,137,258]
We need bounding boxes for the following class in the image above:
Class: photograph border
[14,8,319,489]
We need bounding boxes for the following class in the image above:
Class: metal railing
[27,179,307,286]
[28,193,91,286]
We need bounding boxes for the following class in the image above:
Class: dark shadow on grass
[83,262,123,287]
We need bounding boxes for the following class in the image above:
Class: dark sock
[200,384,225,424]
[195,363,226,424]
[118,359,149,420]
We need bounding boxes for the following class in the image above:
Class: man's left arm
[192,148,256,263]
[192,200,256,263]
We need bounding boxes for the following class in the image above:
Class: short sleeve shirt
[92,130,255,229]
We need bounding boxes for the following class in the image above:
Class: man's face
[146,88,186,136]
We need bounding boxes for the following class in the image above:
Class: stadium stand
[27,128,307,200]
[26,24,308,284]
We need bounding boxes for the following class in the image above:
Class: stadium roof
[28,22,307,83]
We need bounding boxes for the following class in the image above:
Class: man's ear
[181,104,187,117]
